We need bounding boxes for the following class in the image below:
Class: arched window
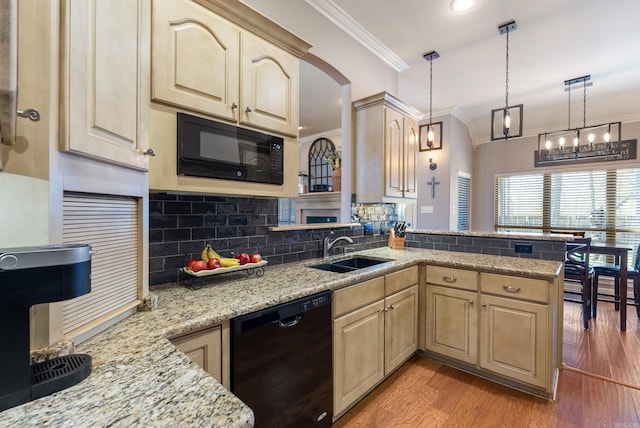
[308,137,335,192]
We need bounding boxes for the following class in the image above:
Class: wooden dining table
[589,240,633,331]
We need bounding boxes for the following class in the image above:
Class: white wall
[0,173,49,247]
[472,120,640,231]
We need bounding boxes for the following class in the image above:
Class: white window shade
[457,174,470,231]
[495,167,640,268]
[495,174,543,231]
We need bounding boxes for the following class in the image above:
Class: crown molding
[304,0,409,72]
[195,0,312,57]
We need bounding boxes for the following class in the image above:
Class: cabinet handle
[231,102,238,109]
[143,148,157,156]
[17,108,41,122]
[245,106,252,113]
[502,285,521,293]
[443,276,457,283]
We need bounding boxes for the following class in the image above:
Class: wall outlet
[420,206,434,214]
[514,243,533,254]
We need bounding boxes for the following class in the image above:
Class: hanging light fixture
[419,50,442,171]
[490,20,523,141]
[534,75,634,166]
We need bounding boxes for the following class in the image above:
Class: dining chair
[592,243,640,319]
[563,237,595,329]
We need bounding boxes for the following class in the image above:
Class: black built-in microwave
[177,113,284,185]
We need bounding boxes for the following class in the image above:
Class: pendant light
[535,75,629,167]
[419,50,442,171]
[490,20,523,141]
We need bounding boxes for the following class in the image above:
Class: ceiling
[244,0,640,143]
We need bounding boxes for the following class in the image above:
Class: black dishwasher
[231,291,332,427]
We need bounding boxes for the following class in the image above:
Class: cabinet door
[479,295,548,388]
[171,325,223,384]
[151,0,240,121]
[385,285,418,374]
[425,285,478,365]
[240,32,299,137]
[384,108,404,198]
[63,0,149,170]
[333,300,385,416]
[402,118,418,199]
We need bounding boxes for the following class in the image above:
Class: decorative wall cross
[427,176,440,198]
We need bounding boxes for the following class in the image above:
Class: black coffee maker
[0,244,94,412]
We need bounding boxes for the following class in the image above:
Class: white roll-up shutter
[62,193,139,335]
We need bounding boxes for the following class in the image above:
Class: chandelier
[535,75,633,167]
[490,20,523,141]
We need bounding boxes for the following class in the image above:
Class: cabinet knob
[388,304,395,310]
[468,300,473,304]
[144,148,157,156]
[231,102,238,109]
[245,106,252,113]
[482,303,487,308]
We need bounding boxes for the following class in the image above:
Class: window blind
[457,174,471,231]
[495,167,640,267]
[62,193,139,335]
[494,174,544,232]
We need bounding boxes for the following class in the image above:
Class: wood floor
[333,301,640,428]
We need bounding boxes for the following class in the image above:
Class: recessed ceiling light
[450,0,477,12]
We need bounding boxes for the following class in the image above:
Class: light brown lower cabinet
[425,285,478,365]
[423,266,559,398]
[333,267,419,418]
[170,320,230,389]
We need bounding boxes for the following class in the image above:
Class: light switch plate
[420,206,434,214]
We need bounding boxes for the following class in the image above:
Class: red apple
[207,258,222,270]
[191,260,208,272]
[187,258,199,269]
[236,253,250,265]
[250,253,262,263]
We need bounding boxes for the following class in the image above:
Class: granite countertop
[0,247,562,427]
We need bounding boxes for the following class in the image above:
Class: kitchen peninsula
[0,246,562,426]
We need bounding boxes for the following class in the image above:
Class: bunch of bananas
[200,244,240,267]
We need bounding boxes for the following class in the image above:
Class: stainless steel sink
[308,257,391,273]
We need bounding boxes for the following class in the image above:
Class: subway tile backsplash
[149,194,564,286]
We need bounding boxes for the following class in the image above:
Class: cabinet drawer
[480,273,549,304]
[426,266,478,291]
[385,266,418,296]
[334,277,385,318]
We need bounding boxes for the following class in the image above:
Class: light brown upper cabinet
[152,0,299,137]
[60,0,150,170]
[353,92,421,202]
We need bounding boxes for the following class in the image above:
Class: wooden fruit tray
[179,260,268,289]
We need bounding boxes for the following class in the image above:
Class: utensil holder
[387,229,406,249]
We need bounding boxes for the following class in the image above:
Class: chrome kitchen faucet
[323,232,354,259]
